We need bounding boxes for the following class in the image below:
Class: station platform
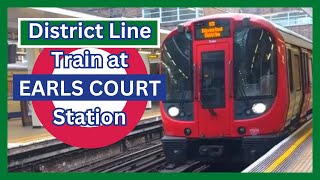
[8,104,160,146]
[243,118,312,173]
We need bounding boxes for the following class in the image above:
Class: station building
[241,8,312,40]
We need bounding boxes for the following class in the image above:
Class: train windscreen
[161,33,193,102]
[234,27,277,99]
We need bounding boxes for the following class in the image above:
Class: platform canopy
[8,8,170,43]
[301,8,312,17]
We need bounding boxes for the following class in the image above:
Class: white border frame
[18,18,161,48]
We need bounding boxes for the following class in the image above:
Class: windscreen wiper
[178,88,187,109]
[237,81,251,106]
[234,64,251,106]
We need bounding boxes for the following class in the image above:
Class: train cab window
[234,27,277,99]
[161,32,193,102]
[287,49,294,92]
[200,51,225,108]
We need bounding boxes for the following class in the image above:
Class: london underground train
[160,13,312,164]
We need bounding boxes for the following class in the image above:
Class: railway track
[8,115,248,173]
[71,141,164,172]
[71,139,246,173]
[102,143,164,172]
[8,116,163,172]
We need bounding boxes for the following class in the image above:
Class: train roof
[182,13,312,50]
[273,22,312,50]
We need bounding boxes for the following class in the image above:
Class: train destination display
[194,19,230,39]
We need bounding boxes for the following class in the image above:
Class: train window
[161,32,193,102]
[234,27,277,99]
[306,53,310,87]
[308,57,312,86]
[200,51,225,108]
[301,52,306,88]
[303,52,309,88]
[293,54,302,91]
[287,49,294,92]
[304,53,307,88]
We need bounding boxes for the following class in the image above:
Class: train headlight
[168,106,180,117]
[252,103,267,114]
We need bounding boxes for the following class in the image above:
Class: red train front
[160,13,312,164]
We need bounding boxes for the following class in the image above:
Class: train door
[300,50,310,122]
[285,47,295,126]
[196,42,232,137]
[290,47,303,124]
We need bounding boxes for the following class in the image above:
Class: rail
[8,116,163,172]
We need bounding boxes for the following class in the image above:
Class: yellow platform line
[264,128,312,172]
